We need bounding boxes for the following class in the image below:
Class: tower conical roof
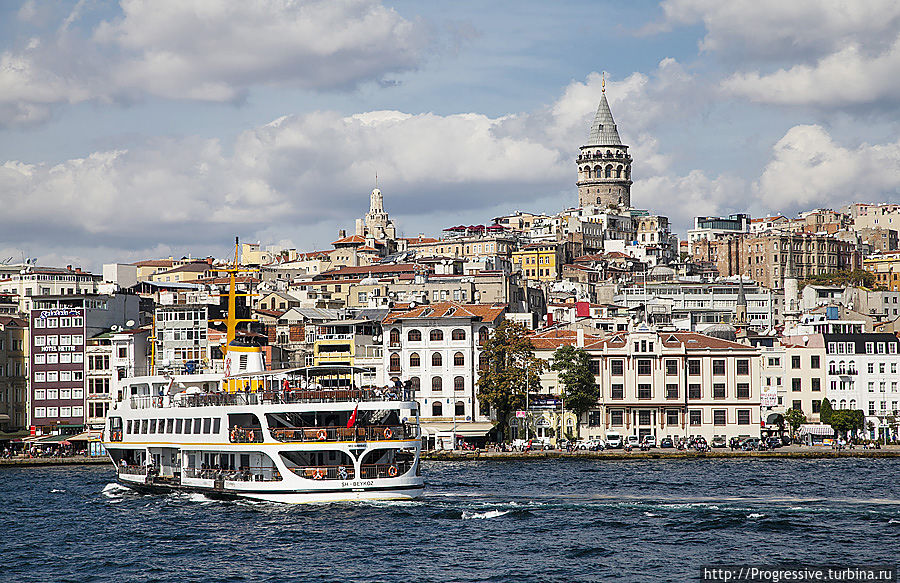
[587,91,622,146]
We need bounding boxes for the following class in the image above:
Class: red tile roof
[383,301,506,325]
[332,234,365,245]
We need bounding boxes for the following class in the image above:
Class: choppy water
[1,459,898,582]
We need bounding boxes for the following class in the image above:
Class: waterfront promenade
[0,456,108,467]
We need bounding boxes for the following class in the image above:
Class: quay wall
[422,449,900,461]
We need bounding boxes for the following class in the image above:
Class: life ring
[317,429,327,441]
[315,468,326,480]
[388,465,398,477]
[383,428,393,440]
[154,396,163,407]
[338,466,348,480]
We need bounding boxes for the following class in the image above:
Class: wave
[462,509,510,520]
[101,483,132,498]
[50,488,65,493]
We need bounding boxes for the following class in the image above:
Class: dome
[703,323,736,342]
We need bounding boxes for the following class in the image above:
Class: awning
[34,434,72,445]
[0,414,10,423]
[421,422,496,437]
[67,430,102,442]
[799,424,834,436]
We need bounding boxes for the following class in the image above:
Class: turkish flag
[347,404,359,428]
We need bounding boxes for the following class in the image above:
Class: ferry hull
[117,475,424,504]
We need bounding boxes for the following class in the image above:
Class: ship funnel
[223,339,265,376]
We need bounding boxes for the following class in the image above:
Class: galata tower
[576,77,632,208]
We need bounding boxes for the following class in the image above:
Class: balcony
[270,424,418,443]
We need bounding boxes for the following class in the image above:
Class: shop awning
[799,424,834,436]
[34,434,72,444]
[67,430,102,442]
[421,422,496,437]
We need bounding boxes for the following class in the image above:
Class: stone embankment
[0,456,108,467]
[423,447,900,461]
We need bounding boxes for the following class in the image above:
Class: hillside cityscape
[2,85,899,451]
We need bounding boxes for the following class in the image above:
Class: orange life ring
[317,429,327,441]
[388,464,398,477]
[315,468,326,480]
[383,428,393,440]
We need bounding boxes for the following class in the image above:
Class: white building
[382,302,506,447]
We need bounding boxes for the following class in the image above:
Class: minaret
[783,235,801,330]
[576,75,633,209]
[735,276,748,327]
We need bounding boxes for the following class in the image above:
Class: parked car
[659,437,674,448]
[641,435,657,448]
[625,435,641,449]
[729,437,742,450]
[740,437,760,451]
[605,431,624,449]
[579,439,605,451]
[557,439,573,450]
[710,436,727,448]
[766,437,783,449]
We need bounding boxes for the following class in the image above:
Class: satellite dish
[111,325,121,331]
[126,320,135,327]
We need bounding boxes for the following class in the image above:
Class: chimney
[577,328,584,348]
[339,229,347,238]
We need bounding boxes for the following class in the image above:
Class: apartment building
[0,316,27,431]
[154,304,209,374]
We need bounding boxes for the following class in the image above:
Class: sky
[2,0,900,270]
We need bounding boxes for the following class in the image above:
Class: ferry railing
[290,465,357,481]
[270,424,418,443]
[153,388,415,409]
[359,461,413,479]
[182,466,282,482]
[117,464,150,476]
[228,426,264,443]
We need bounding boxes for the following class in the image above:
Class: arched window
[454,376,465,391]
[432,376,442,391]
[478,327,489,346]
[615,166,622,178]
[849,399,856,409]
[432,401,443,416]
[454,352,464,366]
[605,165,612,178]
[389,328,400,346]
[455,401,465,416]
[479,352,489,371]
[410,376,420,391]
[839,399,846,409]
[451,329,466,340]
[409,352,420,367]
[593,165,602,177]
[408,329,421,342]
[606,150,612,157]
[583,167,591,178]
[389,353,400,372]
[432,352,442,367]
[430,329,443,341]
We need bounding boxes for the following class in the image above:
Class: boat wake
[462,509,510,520]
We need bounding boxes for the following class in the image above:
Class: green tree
[784,408,807,436]
[828,410,855,440]
[550,345,599,439]
[476,320,546,442]
[819,398,833,425]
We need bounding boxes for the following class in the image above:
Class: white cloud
[753,124,900,209]
[0,0,428,126]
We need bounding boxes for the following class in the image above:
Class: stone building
[576,80,633,209]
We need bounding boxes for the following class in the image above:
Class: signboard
[515,410,527,418]
[760,389,778,407]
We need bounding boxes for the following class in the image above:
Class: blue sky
[2,0,899,269]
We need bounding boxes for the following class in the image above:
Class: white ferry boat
[101,239,423,503]
[102,359,424,503]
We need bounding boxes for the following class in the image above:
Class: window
[812,401,821,414]
[479,353,489,371]
[408,329,422,342]
[713,410,726,425]
[389,328,400,346]
[409,353,420,367]
[737,383,750,399]
[454,376,464,391]
[430,329,444,342]
[812,378,821,392]
[689,410,702,426]
[792,400,802,411]
[688,360,701,375]
[737,410,751,425]
[637,359,652,375]
[432,377,442,392]
[452,329,466,341]
[389,353,400,372]
[611,410,624,426]
[737,359,749,375]
[611,360,624,375]
[713,360,725,375]
[811,355,820,369]
[611,384,624,399]
[588,411,603,427]
[791,356,800,369]
[792,378,801,392]
[666,384,678,399]
[666,410,679,426]
[431,352,442,367]
[688,384,701,399]
[638,384,651,399]
[453,352,464,366]
[713,383,726,399]
[432,402,443,416]
[638,410,651,425]
[665,360,678,376]
[478,327,489,345]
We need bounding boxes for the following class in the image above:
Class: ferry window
[141,419,148,434]
[184,419,192,434]
[126,420,132,434]
[203,418,212,433]
[194,418,202,433]
[149,419,157,433]
[166,419,174,433]
[175,419,183,434]
[213,418,221,434]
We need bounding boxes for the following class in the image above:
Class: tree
[784,408,807,436]
[819,398,833,425]
[476,320,546,442]
[828,410,855,440]
[551,345,599,439]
